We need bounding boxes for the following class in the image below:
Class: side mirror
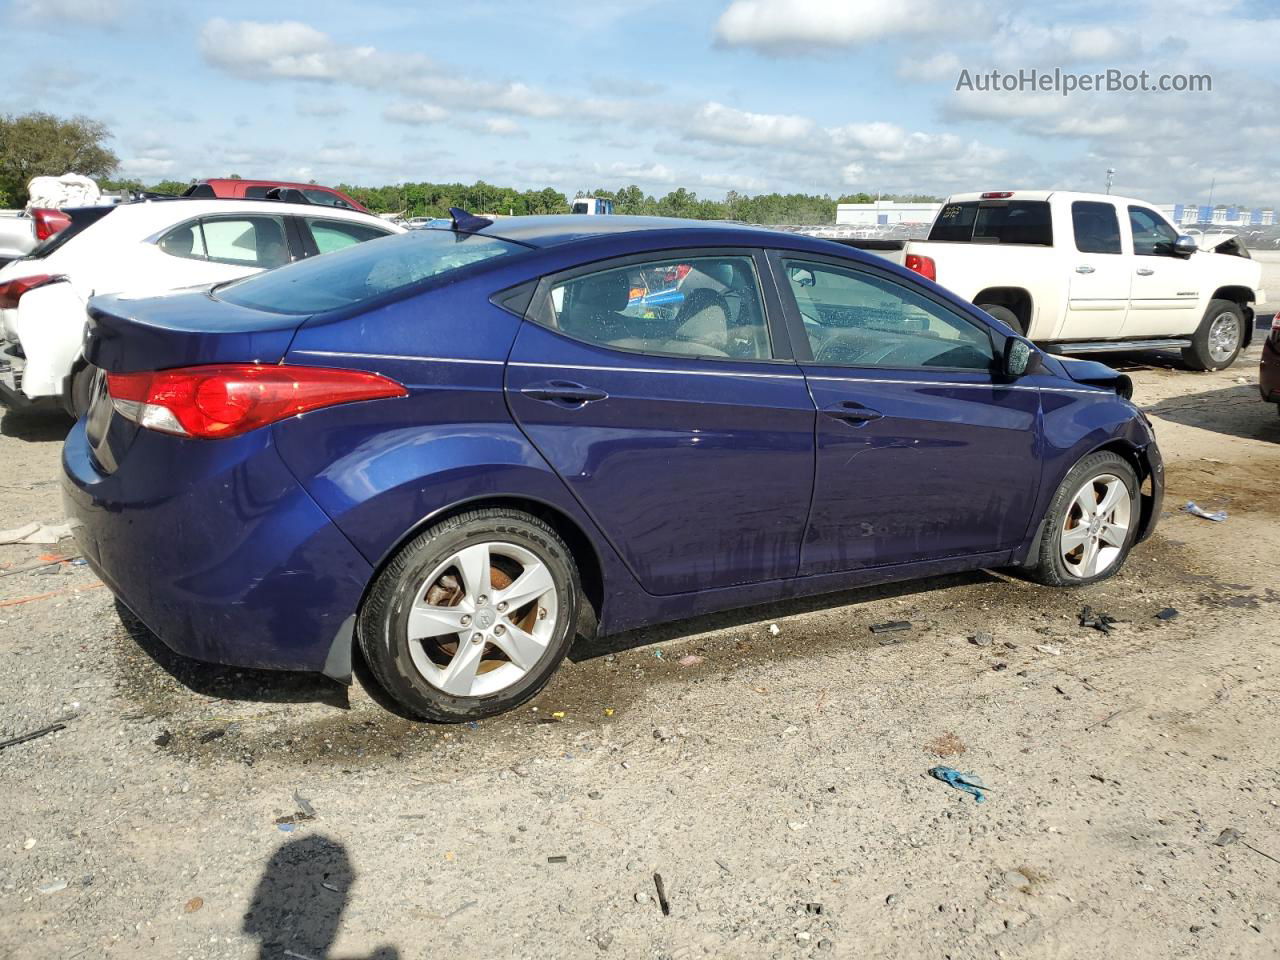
[789,267,815,288]
[1003,338,1044,378]
[1173,235,1197,258]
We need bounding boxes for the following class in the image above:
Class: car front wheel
[357,508,580,722]
[1026,451,1140,587]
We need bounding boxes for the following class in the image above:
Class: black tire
[978,303,1024,335]
[357,508,580,722]
[1026,451,1140,588]
[1182,299,1245,371]
[62,362,95,420]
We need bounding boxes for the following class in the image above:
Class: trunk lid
[83,289,312,473]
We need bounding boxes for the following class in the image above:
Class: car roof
[944,190,1159,207]
[200,178,341,191]
[465,214,781,249]
[100,198,401,232]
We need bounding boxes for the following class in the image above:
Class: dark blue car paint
[62,217,1164,682]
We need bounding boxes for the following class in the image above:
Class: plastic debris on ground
[653,873,671,916]
[928,765,988,803]
[1079,605,1119,634]
[1183,501,1227,523]
[1214,827,1242,846]
[0,521,75,545]
[1155,607,1179,621]
[0,714,75,752]
[677,654,705,667]
[870,621,911,635]
[768,623,780,636]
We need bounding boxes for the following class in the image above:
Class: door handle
[520,380,609,406]
[823,401,882,425]
[1075,265,1095,274]
[1136,267,1154,276]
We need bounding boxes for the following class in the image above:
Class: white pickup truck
[895,190,1265,370]
[0,209,70,267]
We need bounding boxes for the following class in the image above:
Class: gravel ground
[1,344,1278,960]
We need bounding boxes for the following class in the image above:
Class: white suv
[0,198,402,414]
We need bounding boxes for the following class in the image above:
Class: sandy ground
[0,340,1278,960]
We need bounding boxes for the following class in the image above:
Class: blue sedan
[62,213,1164,721]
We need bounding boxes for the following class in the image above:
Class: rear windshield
[25,205,116,259]
[928,201,1053,246]
[216,229,525,314]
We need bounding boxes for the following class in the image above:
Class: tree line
[3,110,938,223]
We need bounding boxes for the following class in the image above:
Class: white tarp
[24,174,101,212]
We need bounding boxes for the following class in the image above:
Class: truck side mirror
[1003,338,1044,378]
[1173,235,1197,258]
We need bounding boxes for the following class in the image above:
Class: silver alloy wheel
[1207,311,1241,364]
[1060,473,1131,579]
[405,541,558,697]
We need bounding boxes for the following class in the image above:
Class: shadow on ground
[1145,384,1280,443]
[0,406,71,442]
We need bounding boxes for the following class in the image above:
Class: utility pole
[1105,168,1115,194]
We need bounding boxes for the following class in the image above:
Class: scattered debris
[804,902,824,915]
[198,729,225,744]
[652,873,671,916]
[715,859,730,873]
[1183,501,1227,523]
[603,708,614,717]
[23,838,35,850]
[1034,644,1062,656]
[0,555,78,578]
[768,623,780,636]
[1155,607,1180,621]
[1078,606,1119,634]
[588,790,602,800]
[0,714,75,752]
[992,662,1008,672]
[870,621,912,635]
[1214,827,1242,847]
[634,891,651,905]
[0,521,75,545]
[788,821,808,832]
[677,654,705,667]
[928,765,988,804]
[153,730,172,748]
[547,855,568,864]
[925,732,966,758]
[1086,707,1135,731]
[184,896,204,913]
[970,632,994,647]
[274,792,317,827]
[293,790,316,819]
[36,880,68,895]
[550,711,565,719]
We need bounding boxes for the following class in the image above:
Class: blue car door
[504,249,815,595]
[769,252,1043,575]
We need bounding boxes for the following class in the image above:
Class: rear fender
[13,281,85,399]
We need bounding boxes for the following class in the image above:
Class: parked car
[897,191,1265,370]
[0,208,74,267]
[183,179,369,213]
[63,214,1163,722]
[1260,312,1280,414]
[0,198,401,414]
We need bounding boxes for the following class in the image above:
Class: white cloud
[898,52,961,82]
[12,0,128,26]
[688,102,815,146]
[383,102,449,126]
[714,0,971,53]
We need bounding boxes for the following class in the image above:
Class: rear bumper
[0,341,30,408]
[1260,336,1280,404]
[61,419,373,677]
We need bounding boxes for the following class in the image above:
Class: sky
[2,0,1278,205]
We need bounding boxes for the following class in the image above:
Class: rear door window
[305,218,390,254]
[1072,201,1122,254]
[201,216,291,268]
[541,255,772,360]
[303,189,351,208]
[157,221,208,260]
[929,200,1053,245]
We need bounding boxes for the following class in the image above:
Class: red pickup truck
[182,179,369,213]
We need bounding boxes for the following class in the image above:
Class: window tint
[217,230,522,314]
[1128,206,1178,256]
[783,259,994,371]
[928,200,1053,245]
[303,189,350,208]
[544,255,771,360]
[1072,201,1122,254]
[157,222,208,260]
[201,216,291,268]
[244,186,271,199]
[306,218,388,254]
[183,184,216,198]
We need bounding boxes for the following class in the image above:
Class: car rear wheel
[357,508,580,722]
[63,361,95,420]
[1026,451,1140,587]
[1182,299,1244,371]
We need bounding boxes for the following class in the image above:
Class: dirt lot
[1,341,1278,960]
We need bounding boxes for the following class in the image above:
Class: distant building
[1160,203,1273,227]
[836,201,941,226]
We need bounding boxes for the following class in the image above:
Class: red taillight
[106,364,407,439]
[905,254,936,282]
[980,191,1013,199]
[0,274,61,309]
[32,208,71,242]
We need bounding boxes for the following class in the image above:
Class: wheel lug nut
[477,594,489,606]
[537,608,547,620]
[460,614,471,626]
[497,601,507,613]
[493,624,506,636]
[471,632,483,644]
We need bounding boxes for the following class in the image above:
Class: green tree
[0,112,118,207]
